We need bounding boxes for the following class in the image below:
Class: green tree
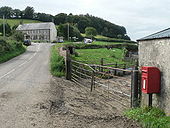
[85,27,97,37]
[54,13,67,25]
[12,31,24,42]
[13,9,22,18]
[35,13,53,22]
[0,23,11,36]
[0,6,13,18]
[57,23,82,41]
[23,6,34,19]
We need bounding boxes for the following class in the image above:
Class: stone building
[16,22,57,42]
[138,28,170,115]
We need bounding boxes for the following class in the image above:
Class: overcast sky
[0,0,170,40]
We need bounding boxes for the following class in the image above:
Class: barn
[138,28,170,115]
[16,22,57,42]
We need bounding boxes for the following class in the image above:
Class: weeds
[124,107,170,128]
[50,45,65,77]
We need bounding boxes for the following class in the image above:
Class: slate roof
[16,22,54,30]
[137,28,170,41]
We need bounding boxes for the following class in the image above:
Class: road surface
[0,43,140,128]
[0,43,52,127]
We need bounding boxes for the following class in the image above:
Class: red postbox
[141,67,161,94]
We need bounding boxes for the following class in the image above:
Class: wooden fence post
[91,71,95,92]
[101,58,104,72]
[131,70,139,108]
[66,50,72,80]
[123,64,126,75]
[114,62,117,75]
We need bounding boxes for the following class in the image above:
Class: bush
[64,42,138,52]
[95,37,136,43]
[0,36,25,63]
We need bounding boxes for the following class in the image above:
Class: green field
[81,34,135,43]
[92,41,127,45]
[0,19,42,27]
[73,48,125,65]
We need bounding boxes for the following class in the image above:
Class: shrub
[12,31,24,42]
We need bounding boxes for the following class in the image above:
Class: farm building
[138,28,170,115]
[16,22,57,42]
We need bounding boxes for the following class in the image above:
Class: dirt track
[44,77,141,128]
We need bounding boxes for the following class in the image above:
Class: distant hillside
[0,6,131,40]
[54,14,130,40]
[0,19,42,27]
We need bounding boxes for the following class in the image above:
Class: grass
[0,46,26,63]
[92,41,129,45]
[95,35,120,40]
[0,19,41,27]
[124,107,170,128]
[73,48,126,65]
[50,44,65,77]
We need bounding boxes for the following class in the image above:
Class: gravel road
[0,43,141,128]
[0,43,52,127]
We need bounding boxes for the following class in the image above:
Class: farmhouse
[16,22,57,42]
[138,28,170,115]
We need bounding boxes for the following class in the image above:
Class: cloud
[0,0,170,40]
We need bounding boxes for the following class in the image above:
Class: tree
[13,9,22,18]
[35,13,53,22]
[23,6,34,19]
[0,23,11,36]
[12,31,24,42]
[57,23,82,41]
[12,24,19,31]
[54,13,67,25]
[0,6,13,18]
[85,27,97,38]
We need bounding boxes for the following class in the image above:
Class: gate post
[131,70,139,108]
[66,49,72,80]
[91,71,95,92]
[114,62,117,75]
[100,58,104,72]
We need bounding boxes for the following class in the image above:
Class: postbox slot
[142,70,147,73]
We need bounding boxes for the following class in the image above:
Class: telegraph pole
[3,15,5,38]
[67,23,69,41]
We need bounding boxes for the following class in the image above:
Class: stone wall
[139,38,170,115]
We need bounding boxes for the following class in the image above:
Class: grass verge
[124,107,170,128]
[50,45,65,77]
[0,47,26,63]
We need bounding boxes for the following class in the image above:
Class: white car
[84,38,93,44]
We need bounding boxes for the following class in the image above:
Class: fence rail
[65,50,140,109]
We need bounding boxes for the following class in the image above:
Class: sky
[0,0,170,41]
